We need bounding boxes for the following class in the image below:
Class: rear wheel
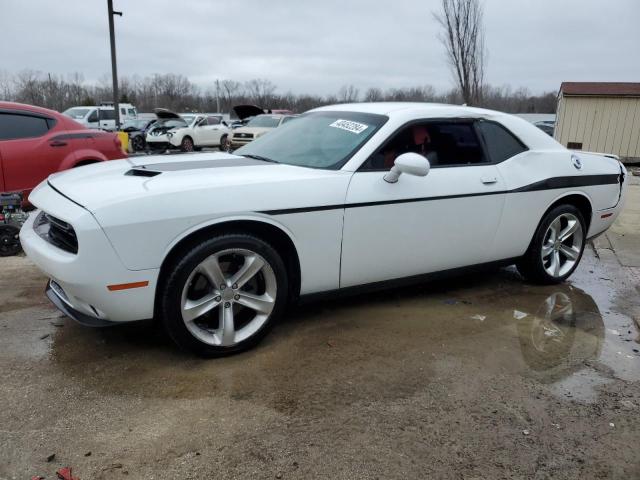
[159,234,288,356]
[180,136,194,152]
[220,134,229,152]
[517,205,586,284]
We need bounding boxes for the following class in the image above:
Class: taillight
[0,214,5,221]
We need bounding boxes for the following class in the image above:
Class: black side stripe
[259,174,620,216]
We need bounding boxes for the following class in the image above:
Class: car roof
[314,102,563,152]
[312,102,508,119]
[0,101,60,117]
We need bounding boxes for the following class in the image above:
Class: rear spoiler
[575,150,620,160]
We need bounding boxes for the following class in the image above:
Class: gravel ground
[1,244,639,479]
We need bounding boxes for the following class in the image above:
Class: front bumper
[20,184,159,323]
[46,280,118,327]
[229,138,254,148]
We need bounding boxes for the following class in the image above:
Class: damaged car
[145,109,230,152]
[21,103,627,357]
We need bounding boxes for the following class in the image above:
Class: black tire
[0,224,21,256]
[180,136,194,152]
[516,204,586,284]
[159,233,288,356]
[132,135,145,152]
[219,134,229,152]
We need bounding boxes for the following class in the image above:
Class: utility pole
[216,79,221,113]
[107,0,122,128]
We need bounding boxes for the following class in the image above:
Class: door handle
[49,140,67,147]
[481,176,497,184]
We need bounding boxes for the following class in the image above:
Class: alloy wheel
[541,213,583,278]
[180,248,277,346]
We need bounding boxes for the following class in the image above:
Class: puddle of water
[4,251,639,411]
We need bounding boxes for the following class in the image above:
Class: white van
[63,103,138,130]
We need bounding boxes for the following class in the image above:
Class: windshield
[235,111,388,169]
[63,108,91,119]
[156,118,187,128]
[180,114,197,125]
[247,115,281,128]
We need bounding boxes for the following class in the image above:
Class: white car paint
[63,104,138,130]
[146,113,230,150]
[21,103,627,327]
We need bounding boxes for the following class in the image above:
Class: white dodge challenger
[20,103,627,356]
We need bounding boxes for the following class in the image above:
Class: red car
[0,102,126,196]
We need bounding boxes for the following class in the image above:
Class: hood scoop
[125,168,161,177]
[125,158,273,175]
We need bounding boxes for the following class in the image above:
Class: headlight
[167,132,173,138]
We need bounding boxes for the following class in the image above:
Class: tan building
[554,82,640,162]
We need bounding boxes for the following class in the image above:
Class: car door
[340,119,507,288]
[192,117,214,146]
[0,111,77,194]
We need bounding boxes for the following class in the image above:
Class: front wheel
[180,136,194,152]
[159,234,288,356]
[516,205,586,284]
[131,135,145,151]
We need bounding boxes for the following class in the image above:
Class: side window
[0,113,51,140]
[120,107,126,116]
[87,110,99,122]
[476,121,527,163]
[360,121,486,170]
[207,116,221,125]
[99,109,116,121]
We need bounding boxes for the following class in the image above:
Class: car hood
[153,108,181,119]
[46,153,344,213]
[232,104,265,120]
[233,126,274,135]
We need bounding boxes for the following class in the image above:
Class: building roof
[560,82,640,97]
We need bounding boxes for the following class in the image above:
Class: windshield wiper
[243,154,279,164]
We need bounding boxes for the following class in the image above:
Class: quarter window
[361,121,486,170]
[0,113,51,140]
[476,121,527,163]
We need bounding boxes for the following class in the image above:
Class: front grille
[34,212,78,254]
[233,133,253,139]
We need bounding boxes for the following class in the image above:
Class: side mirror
[383,153,430,183]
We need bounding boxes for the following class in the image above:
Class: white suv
[146,109,230,152]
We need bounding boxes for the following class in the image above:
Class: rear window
[477,121,527,163]
[63,107,90,120]
[0,113,51,140]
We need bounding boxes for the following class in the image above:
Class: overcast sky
[2,0,639,95]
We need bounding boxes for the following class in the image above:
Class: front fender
[162,213,301,260]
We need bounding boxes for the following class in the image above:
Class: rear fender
[60,150,107,170]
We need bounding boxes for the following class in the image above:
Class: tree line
[0,70,557,116]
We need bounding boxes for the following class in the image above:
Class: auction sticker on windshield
[329,119,369,134]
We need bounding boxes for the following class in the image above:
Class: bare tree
[337,85,359,103]
[363,87,383,102]
[244,79,276,106]
[434,0,486,105]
